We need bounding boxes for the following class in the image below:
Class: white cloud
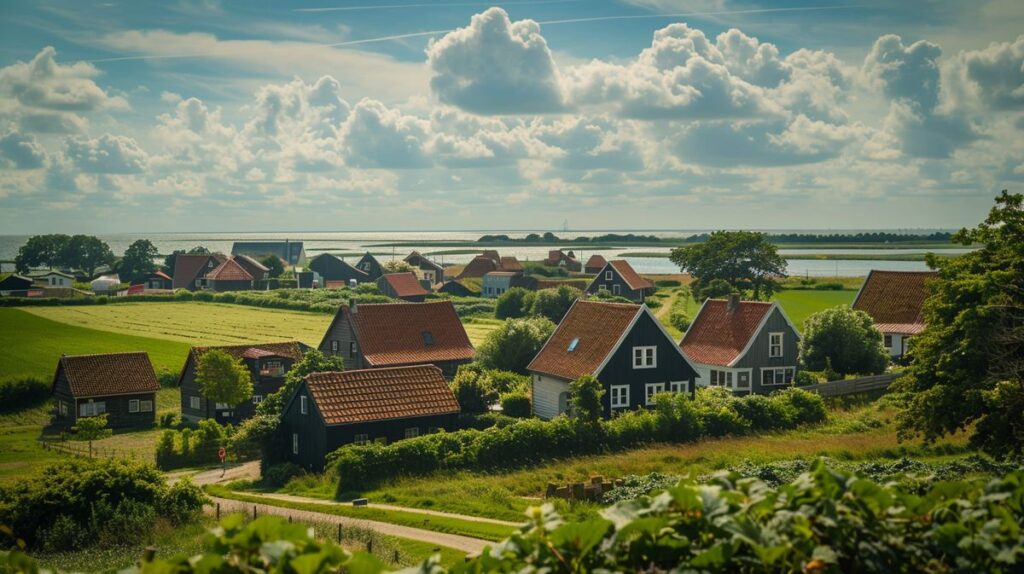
[64,133,149,174]
[0,131,48,169]
[947,35,1024,110]
[426,7,567,114]
[339,99,431,169]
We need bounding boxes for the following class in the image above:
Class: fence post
[337,523,342,543]
[216,503,220,520]
[253,505,257,519]
[393,550,400,564]
[367,539,373,554]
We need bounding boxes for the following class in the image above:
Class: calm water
[0,230,962,277]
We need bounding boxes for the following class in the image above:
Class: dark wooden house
[0,274,34,295]
[204,258,257,292]
[528,300,698,419]
[457,255,498,279]
[543,250,582,272]
[355,253,384,280]
[436,280,478,297]
[584,254,608,274]
[171,253,227,290]
[309,254,371,286]
[231,240,305,265]
[680,295,801,395]
[282,365,461,470]
[51,352,160,429]
[377,272,429,302]
[585,260,655,303]
[179,341,305,424]
[143,271,173,290]
[852,270,937,359]
[404,251,446,284]
[318,300,474,378]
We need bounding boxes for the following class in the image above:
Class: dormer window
[567,337,579,352]
[422,331,434,346]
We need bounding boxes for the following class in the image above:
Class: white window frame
[761,367,795,387]
[252,395,263,405]
[300,395,308,415]
[735,371,752,390]
[645,383,665,405]
[768,332,784,358]
[58,401,68,416]
[349,341,357,357]
[669,381,688,394]
[354,433,369,445]
[598,284,608,292]
[632,346,657,369]
[140,400,153,412]
[79,401,106,417]
[883,334,893,348]
[292,433,299,455]
[190,396,201,410]
[404,427,420,439]
[605,270,613,280]
[612,284,621,295]
[129,399,140,413]
[330,340,339,353]
[215,402,229,410]
[610,385,630,408]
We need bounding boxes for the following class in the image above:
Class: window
[605,270,613,280]
[884,335,893,348]
[711,370,734,389]
[292,433,299,455]
[645,383,665,405]
[669,381,688,394]
[598,285,608,292]
[567,337,580,352]
[610,385,630,408]
[58,401,68,416]
[762,367,795,386]
[252,395,263,405]
[349,342,357,358]
[330,340,339,353]
[300,395,308,414]
[632,346,657,369]
[129,399,140,413]
[354,434,369,445]
[79,401,106,417]
[190,396,201,410]
[140,400,153,412]
[261,360,284,377]
[612,284,621,295]
[215,402,229,410]
[769,332,783,358]
[422,331,434,346]
[404,427,420,439]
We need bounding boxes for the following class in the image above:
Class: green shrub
[450,366,497,413]
[494,287,535,319]
[476,316,556,373]
[39,515,88,552]
[668,310,690,332]
[263,462,303,488]
[794,370,818,386]
[499,390,531,418]
[160,479,206,524]
[0,377,49,411]
[529,285,581,323]
[654,279,681,287]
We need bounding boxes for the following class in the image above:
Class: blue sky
[0,0,1022,233]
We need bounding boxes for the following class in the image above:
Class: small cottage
[309,254,371,285]
[179,341,306,423]
[319,300,474,378]
[680,295,801,395]
[585,260,654,303]
[282,365,461,470]
[852,270,937,359]
[171,253,227,290]
[52,352,161,429]
[404,251,446,284]
[377,272,429,302]
[457,255,499,279]
[30,270,74,288]
[528,300,699,419]
[0,274,34,295]
[482,271,537,298]
[355,253,384,280]
[436,279,478,297]
[143,271,173,290]
[205,258,256,291]
[543,250,582,272]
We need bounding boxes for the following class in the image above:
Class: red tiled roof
[241,347,280,359]
[172,254,218,289]
[585,254,607,270]
[188,341,304,363]
[457,256,498,279]
[56,352,160,398]
[234,254,269,279]
[500,256,523,272]
[528,300,641,380]
[852,270,937,333]
[680,299,774,366]
[380,272,428,298]
[207,258,254,281]
[305,365,460,425]
[151,271,172,281]
[609,260,653,290]
[347,301,474,367]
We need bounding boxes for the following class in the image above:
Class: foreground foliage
[5,463,1022,573]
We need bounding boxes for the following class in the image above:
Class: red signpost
[219,447,226,476]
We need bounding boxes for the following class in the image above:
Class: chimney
[349,298,357,314]
[727,293,740,314]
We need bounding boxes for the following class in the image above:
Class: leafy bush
[159,412,178,428]
[475,316,556,373]
[155,419,234,470]
[499,390,531,418]
[654,279,681,287]
[800,306,888,377]
[794,370,818,386]
[0,377,49,411]
[156,368,179,387]
[668,310,690,332]
[494,287,535,319]
[450,365,497,413]
[529,285,581,323]
[262,462,303,488]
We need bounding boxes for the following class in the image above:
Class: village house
[309,254,371,287]
[499,256,523,273]
[319,300,474,378]
[852,270,938,359]
[482,271,537,298]
[528,300,699,420]
[457,255,499,279]
[544,250,582,272]
[51,352,160,429]
[205,258,258,292]
[377,272,429,302]
[680,295,801,395]
[404,251,446,284]
[0,274,35,296]
[355,253,384,280]
[231,240,305,266]
[585,260,654,303]
[171,253,226,290]
[436,279,479,297]
[584,254,608,274]
[282,365,461,470]
[29,270,74,288]
[142,271,173,290]
[178,341,305,424]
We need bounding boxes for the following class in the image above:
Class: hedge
[330,387,827,491]
[0,377,50,411]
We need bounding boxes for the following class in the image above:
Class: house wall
[39,275,72,288]
[208,279,254,292]
[732,306,800,395]
[882,333,907,358]
[53,370,156,429]
[310,256,369,283]
[180,355,295,423]
[532,374,571,420]
[585,266,647,302]
[482,276,512,298]
[318,312,365,371]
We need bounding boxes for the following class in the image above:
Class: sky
[0,0,1022,233]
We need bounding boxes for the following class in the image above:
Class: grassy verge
[462,316,504,347]
[772,289,857,330]
[204,485,517,542]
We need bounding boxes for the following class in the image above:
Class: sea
[0,230,969,277]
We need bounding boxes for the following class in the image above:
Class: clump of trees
[799,306,888,378]
[14,234,114,276]
[529,285,581,323]
[670,231,786,300]
[449,364,530,414]
[476,316,556,373]
[195,349,253,408]
[495,287,535,319]
[117,239,160,284]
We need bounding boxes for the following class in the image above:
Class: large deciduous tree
[894,191,1024,457]
[799,306,888,378]
[477,316,556,373]
[669,231,787,300]
[529,285,581,323]
[119,239,160,284]
[62,235,114,277]
[259,255,285,278]
[195,350,253,408]
[14,234,70,272]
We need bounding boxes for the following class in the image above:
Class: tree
[476,316,556,373]
[62,235,114,277]
[669,231,786,300]
[450,365,497,412]
[119,239,160,284]
[383,259,413,273]
[260,255,285,278]
[195,349,253,408]
[799,306,888,377]
[163,246,210,275]
[14,234,70,272]
[256,349,345,418]
[71,414,112,458]
[529,285,581,323]
[495,287,535,319]
[895,191,1024,457]
[570,375,604,423]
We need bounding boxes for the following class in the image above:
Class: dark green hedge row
[330,387,827,491]
[0,378,49,411]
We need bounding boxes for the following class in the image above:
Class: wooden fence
[807,372,902,398]
[38,437,149,462]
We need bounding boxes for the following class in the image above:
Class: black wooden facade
[309,254,371,284]
[585,264,652,303]
[180,350,298,424]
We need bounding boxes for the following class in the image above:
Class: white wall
[532,374,570,420]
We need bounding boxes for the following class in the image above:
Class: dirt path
[207,495,489,554]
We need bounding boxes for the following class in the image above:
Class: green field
[773,289,857,329]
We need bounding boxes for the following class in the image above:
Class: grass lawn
[23,302,333,348]
[772,289,857,330]
[462,316,503,347]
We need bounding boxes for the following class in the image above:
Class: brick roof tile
[852,270,937,334]
[305,365,460,425]
[57,352,160,398]
[680,299,773,366]
[348,301,474,367]
[608,260,654,290]
[527,300,641,380]
[379,272,429,298]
